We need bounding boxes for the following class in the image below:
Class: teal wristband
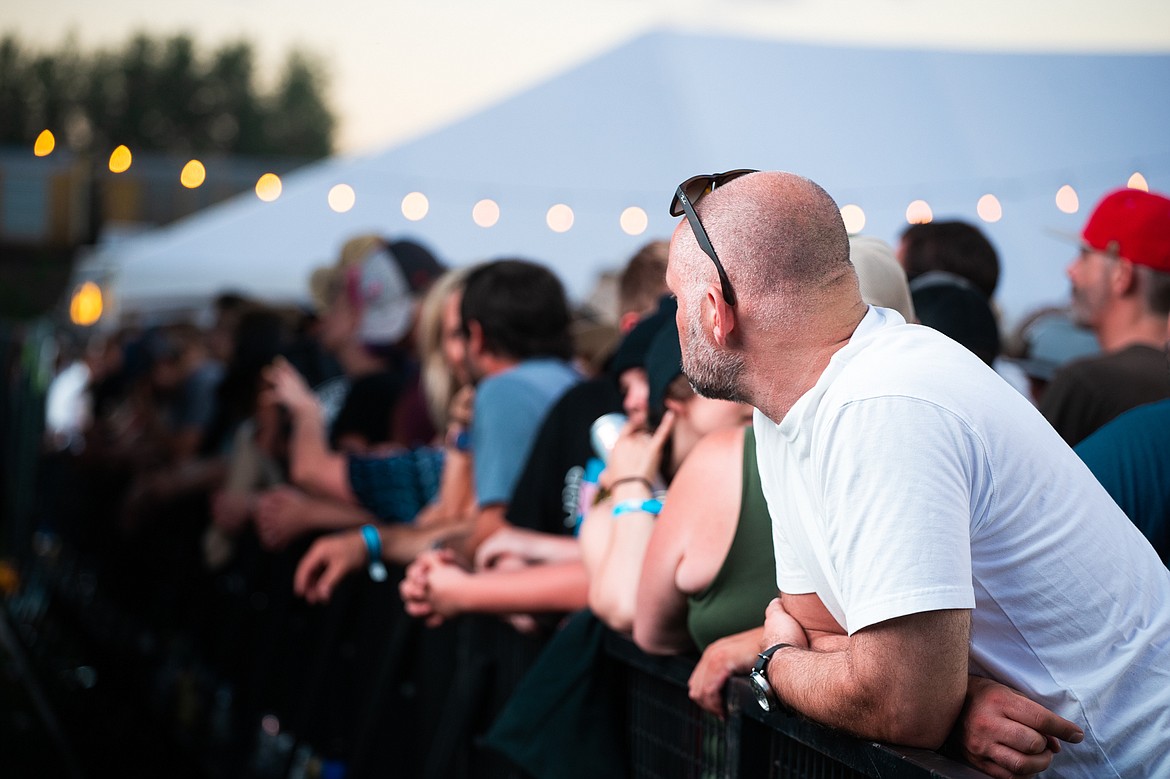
[612,498,663,517]
[360,524,387,582]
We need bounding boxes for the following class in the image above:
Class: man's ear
[1112,258,1138,297]
[707,285,738,347]
[466,319,485,358]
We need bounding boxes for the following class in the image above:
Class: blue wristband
[612,498,663,517]
[360,524,387,582]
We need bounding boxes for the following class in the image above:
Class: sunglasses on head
[669,169,758,307]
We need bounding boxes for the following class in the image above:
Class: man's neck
[474,352,523,382]
[1095,305,1169,353]
[747,303,867,423]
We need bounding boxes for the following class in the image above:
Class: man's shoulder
[481,358,578,398]
[830,323,998,404]
[1057,343,1163,377]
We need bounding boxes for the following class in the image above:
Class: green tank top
[686,426,778,652]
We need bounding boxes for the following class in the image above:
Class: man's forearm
[300,495,376,531]
[287,407,352,501]
[765,610,969,749]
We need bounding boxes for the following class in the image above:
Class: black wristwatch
[748,643,793,712]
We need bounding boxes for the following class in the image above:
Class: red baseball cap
[1082,188,1170,272]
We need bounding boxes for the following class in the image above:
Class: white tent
[87,28,1170,327]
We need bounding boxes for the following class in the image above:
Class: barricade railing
[604,631,988,779]
[5,529,988,779]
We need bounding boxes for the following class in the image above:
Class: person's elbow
[589,579,635,635]
[632,616,688,656]
[869,679,965,749]
[290,456,344,501]
[288,459,318,493]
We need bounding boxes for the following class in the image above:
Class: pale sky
[8,0,1170,154]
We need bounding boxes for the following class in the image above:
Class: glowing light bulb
[840,204,866,234]
[547,204,574,233]
[401,192,429,221]
[905,200,933,225]
[473,199,500,228]
[255,173,282,202]
[620,206,648,236]
[977,194,1003,223]
[34,129,55,157]
[108,145,132,173]
[180,159,206,189]
[69,281,103,326]
[328,184,356,213]
[1128,172,1149,192]
[1055,185,1079,215]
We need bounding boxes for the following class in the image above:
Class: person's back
[1075,397,1170,565]
[754,304,1170,777]
[1039,343,1170,445]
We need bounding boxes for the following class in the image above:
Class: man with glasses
[665,170,1170,779]
[1039,187,1170,445]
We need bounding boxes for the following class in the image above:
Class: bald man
[665,170,1170,779]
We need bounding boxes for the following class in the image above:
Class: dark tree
[0,31,335,158]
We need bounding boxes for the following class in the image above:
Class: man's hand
[261,357,319,418]
[254,485,311,551]
[956,676,1084,779]
[688,627,764,719]
[400,548,466,627]
[293,530,366,604]
[761,597,810,651]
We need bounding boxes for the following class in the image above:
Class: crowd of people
[30,173,1170,779]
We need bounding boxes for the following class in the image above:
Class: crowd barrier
[2,524,985,779]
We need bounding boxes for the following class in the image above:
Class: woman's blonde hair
[415,265,473,429]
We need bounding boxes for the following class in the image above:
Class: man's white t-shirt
[753,306,1170,779]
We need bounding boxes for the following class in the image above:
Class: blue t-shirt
[1075,398,1170,565]
[472,358,579,506]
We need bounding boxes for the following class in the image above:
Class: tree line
[0,32,335,159]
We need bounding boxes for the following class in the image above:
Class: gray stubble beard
[681,313,749,403]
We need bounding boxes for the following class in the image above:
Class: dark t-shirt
[330,370,403,449]
[347,446,445,523]
[1039,344,1170,446]
[1075,399,1170,565]
[505,378,623,536]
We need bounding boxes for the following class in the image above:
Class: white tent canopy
[88,28,1170,328]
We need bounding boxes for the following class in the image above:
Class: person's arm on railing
[687,625,764,719]
[473,525,581,569]
[253,485,371,551]
[400,550,588,627]
[770,589,1084,777]
[762,595,969,749]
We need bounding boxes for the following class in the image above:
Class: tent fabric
[91,29,1170,327]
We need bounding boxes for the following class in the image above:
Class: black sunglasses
[669,169,758,307]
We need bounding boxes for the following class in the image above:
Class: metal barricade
[605,631,988,779]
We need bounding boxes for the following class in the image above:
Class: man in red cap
[1040,187,1170,446]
